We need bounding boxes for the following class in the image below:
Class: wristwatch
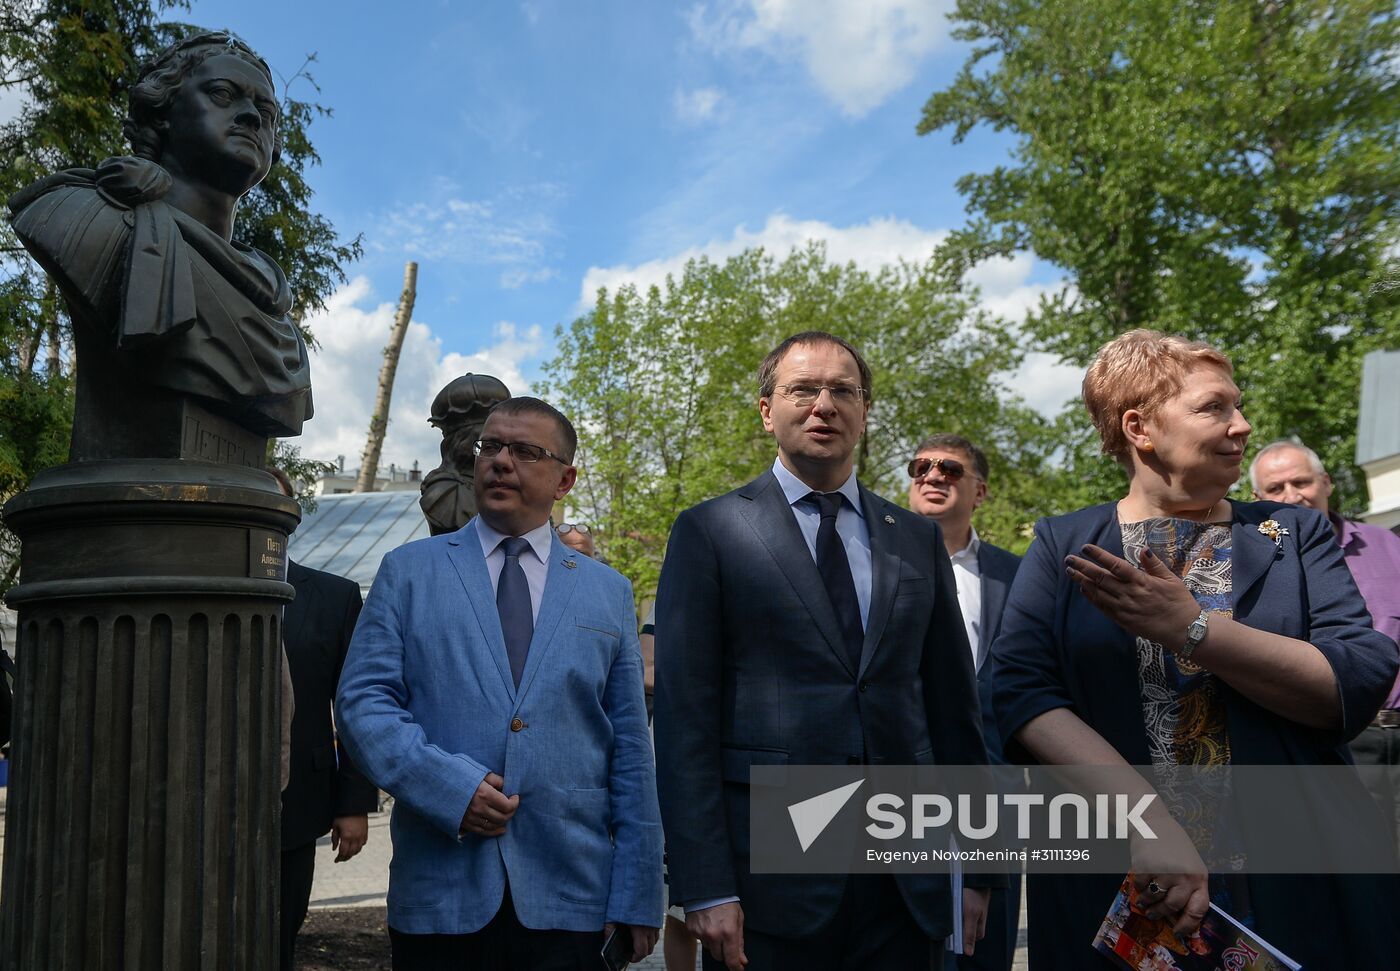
[1179,609,1209,660]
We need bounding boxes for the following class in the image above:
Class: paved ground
[306,808,392,910]
[305,804,1030,969]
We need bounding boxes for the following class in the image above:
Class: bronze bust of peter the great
[9,31,312,461]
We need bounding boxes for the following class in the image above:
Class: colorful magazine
[1092,875,1301,971]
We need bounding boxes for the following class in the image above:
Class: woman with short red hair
[990,329,1399,969]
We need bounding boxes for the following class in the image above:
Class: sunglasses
[907,457,969,482]
[555,523,591,536]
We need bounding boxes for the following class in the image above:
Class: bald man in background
[1251,439,1400,851]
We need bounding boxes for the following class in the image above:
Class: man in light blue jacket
[338,396,662,970]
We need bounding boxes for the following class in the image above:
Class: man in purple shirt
[1251,439,1400,848]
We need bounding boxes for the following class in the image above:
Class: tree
[0,2,360,593]
[270,441,334,513]
[919,0,1400,512]
[356,262,417,491]
[539,243,1053,606]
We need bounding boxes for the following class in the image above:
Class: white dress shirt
[948,527,984,672]
[770,457,872,629]
[474,517,554,622]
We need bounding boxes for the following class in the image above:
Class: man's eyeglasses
[907,457,970,482]
[555,523,590,537]
[773,383,869,407]
[473,439,568,464]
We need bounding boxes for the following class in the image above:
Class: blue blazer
[336,520,663,935]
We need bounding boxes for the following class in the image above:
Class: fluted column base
[1,461,297,970]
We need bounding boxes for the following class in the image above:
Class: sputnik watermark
[785,781,1157,852]
[787,779,865,852]
[749,764,1400,875]
[863,792,1158,843]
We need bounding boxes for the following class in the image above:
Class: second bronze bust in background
[419,373,511,534]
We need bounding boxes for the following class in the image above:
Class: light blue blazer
[336,519,663,935]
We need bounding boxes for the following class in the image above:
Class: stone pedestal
[0,460,297,970]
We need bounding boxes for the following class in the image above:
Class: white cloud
[580,212,947,304]
[500,266,558,289]
[965,252,1055,323]
[291,276,544,472]
[674,86,725,124]
[369,177,561,286]
[0,81,30,125]
[689,0,952,116]
[1012,351,1084,417]
[963,253,1083,415]
[580,214,1082,416]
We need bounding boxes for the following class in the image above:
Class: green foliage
[268,440,335,514]
[0,368,73,591]
[920,0,1400,514]
[539,243,1054,606]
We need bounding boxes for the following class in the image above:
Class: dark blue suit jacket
[974,542,1021,765]
[987,499,1400,970]
[654,471,995,940]
[282,560,379,850]
[990,500,1396,764]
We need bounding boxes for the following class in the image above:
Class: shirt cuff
[685,896,740,914]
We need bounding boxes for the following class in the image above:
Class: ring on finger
[1147,881,1164,894]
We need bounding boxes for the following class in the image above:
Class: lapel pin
[884,514,896,525]
[563,558,578,569]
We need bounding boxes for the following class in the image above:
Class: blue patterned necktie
[497,536,534,688]
[806,491,864,671]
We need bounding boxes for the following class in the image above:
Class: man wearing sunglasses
[655,331,998,970]
[337,396,662,970]
[908,434,1023,971]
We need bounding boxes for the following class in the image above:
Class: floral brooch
[1257,519,1290,546]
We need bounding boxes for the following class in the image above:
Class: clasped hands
[1065,545,1201,652]
[459,771,519,837]
[458,773,659,960]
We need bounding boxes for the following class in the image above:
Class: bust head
[124,32,282,190]
[430,373,511,467]
[429,374,511,431]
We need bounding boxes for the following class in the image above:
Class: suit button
[510,717,524,732]
[859,681,870,692]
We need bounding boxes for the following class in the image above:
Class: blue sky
[184,0,1078,471]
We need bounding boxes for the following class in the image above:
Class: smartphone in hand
[600,926,632,971]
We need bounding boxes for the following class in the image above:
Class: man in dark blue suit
[907,434,1021,971]
[655,332,999,970]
